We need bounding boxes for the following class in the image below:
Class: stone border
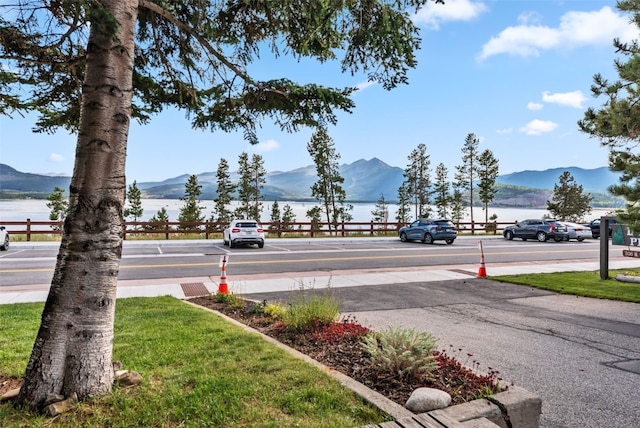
[183,300,542,427]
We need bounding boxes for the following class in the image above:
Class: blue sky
[1,0,637,183]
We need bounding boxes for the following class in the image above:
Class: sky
[1,0,638,183]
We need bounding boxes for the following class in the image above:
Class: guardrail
[1,219,507,241]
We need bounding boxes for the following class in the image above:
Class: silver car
[0,226,9,251]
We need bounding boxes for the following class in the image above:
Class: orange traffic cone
[218,264,229,295]
[477,256,487,278]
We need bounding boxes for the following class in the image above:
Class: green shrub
[263,302,287,319]
[280,291,340,333]
[361,326,438,380]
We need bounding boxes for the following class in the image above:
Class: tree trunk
[17,0,139,411]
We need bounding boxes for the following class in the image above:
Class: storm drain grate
[181,282,210,297]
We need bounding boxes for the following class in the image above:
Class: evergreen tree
[178,175,205,231]
[306,206,323,231]
[268,201,281,232]
[371,193,389,222]
[546,171,593,222]
[46,186,69,231]
[146,207,171,231]
[476,149,499,224]
[307,128,352,233]
[211,158,236,227]
[578,1,640,232]
[403,143,432,218]
[124,181,143,222]
[450,186,465,225]
[0,0,444,409]
[281,204,297,232]
[433,163,451,219]
[455,133,480,224]
[235,152,265,220]
[395,183,412,224]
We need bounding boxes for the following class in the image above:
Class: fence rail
[1,219,509,241]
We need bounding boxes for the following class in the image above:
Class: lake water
[0,199,617,224]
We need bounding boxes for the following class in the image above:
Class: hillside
[0,161,624,208]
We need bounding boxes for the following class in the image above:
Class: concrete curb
[182,299,542,427]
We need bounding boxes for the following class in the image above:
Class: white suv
[0,226,9,251]
[223,220,265,248]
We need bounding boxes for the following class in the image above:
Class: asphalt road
[243,278,640,428]
[0,235,615,286]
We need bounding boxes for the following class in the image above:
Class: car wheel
[504,230,513,240]
[0,236,8,251]
[400,232,408,242]
[229,240,235,249]
[554,236,562,242]
[422,233,433,244]
[445,239,454,245]
[577,237,584,242]
[258,242,264,248]
[536,231,547,242]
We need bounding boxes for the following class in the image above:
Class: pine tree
[211,158,236,227]
[146,207,170,231]
[371,193,389,222]
[450,186,465,225]
[306,206,323,231]
[477,149,499,224]
[281,204,297,232]
[455,133,480,224]
[178,175,205,231]
[46,186,69,231]
[546,171,593,222]
[307,127,352,233]
[433,163,451,219]
[395,183,412,224]
[578,1,640,232]
[268,201,281,232]
[124,181,143,222]
[403,143,432,218]
[235,153,265,220]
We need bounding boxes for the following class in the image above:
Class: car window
[238,222,258,228]
[434,220,454,227]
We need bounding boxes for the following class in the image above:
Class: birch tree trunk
[17,0,139,411]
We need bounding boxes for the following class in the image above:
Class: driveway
[244,277,640,428]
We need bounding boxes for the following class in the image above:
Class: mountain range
[0,160,625,208]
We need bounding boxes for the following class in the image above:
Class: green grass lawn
[0,297,389,428]
[491,269,640,303]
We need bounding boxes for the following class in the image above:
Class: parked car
[560,222,591,242]
[0,226,8,251]
[398,219,457,244]
[584,218,619,239]
[503,219,569,242]
[223,220,265,248]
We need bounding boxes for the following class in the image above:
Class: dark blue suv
[399,219,457,244]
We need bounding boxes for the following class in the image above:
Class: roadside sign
[622,249,640,258]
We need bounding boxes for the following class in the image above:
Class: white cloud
[527,102,544,111]
[478,6,638,60]
[255,139,280,152]
[519,119,558,135]
[49,153,64,162]
[355,80,377,91]
[413,0,487,30]
[541,90,587,109]
[496,128,513,135]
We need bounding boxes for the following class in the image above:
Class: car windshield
[434,220,454,227]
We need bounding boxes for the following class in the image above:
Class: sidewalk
[4,254,640,305]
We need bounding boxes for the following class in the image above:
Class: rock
[44,392,77,417]
[405,387,451,413]
[0,387,20,402]
[115,370,142,387]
